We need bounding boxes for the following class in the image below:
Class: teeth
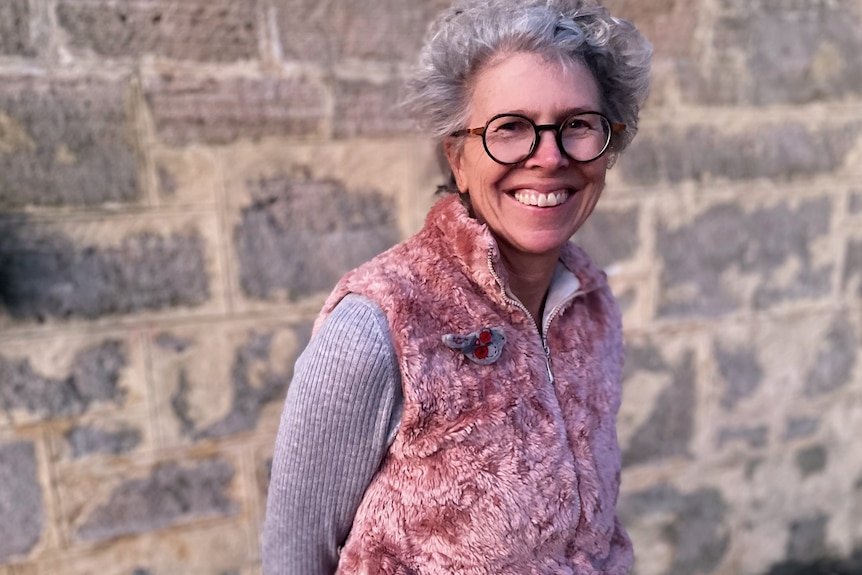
[514,191,569,207]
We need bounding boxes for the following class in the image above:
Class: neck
[497,243,560,327]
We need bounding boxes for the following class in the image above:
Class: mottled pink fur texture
[316,195,633,575]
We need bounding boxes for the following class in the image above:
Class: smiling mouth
[513,190,571,207]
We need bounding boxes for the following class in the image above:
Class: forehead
[468,52,601,121]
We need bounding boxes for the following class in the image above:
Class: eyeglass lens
[483,113,611,164]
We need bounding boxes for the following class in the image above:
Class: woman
[263,0,651,573]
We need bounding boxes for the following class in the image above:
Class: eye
[566,118,592,130]
[488,116,532,136]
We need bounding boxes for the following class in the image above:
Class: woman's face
[446,52,609,260]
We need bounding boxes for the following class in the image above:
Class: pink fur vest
[317,195,633,575]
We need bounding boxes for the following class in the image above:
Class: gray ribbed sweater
[262,293,404,575]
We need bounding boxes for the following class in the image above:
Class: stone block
[0,441,43,562]
[30,522,251,574]
[706,312,859,463]
[714,340,764,411]
[621,120,860,187]
[217,138,439,311]
[62,420,146,460]
[0,76,139,208]
[795,446,828,479]
[0,332,147,428]
[619,332,701,467]
[0,0,34,56]
[234,172,400,302]
[655,196,834,318]
[679,0,862,105]
[58,455,240,544]
[333,78,414,139]
[0,214,223,327]
[144,72,327,146]
[148,319,311,447]
[804,315,859,397]
[573,203,641,270]
[56,0,259,62]
[619,483,730,575]
[220,136,438,225]
[274,0,450,63]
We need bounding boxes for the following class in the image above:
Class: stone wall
[0,1,860,574]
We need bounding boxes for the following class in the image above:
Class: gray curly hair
[403,0,652,186]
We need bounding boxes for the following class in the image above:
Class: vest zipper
[487,249,555,385]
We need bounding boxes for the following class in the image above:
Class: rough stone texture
[766,551,862,575]
[717,426,769,450]
[0,442,43,561]
[144,74,327,146]
[333,79,413,139]
[29,520,253,574]
[0,77,139,208]
[621,122,859,187]
[0,0,33,56]
[844,238,862,297]
[151,148,221,206]
[784,417,820,442]
[0,223,209,320]
[573,204,640,269]
[680,1,862,106]
[804,316,858,397]
[602,0,696,59]
[170,326,311,440]
[656,198,833,318]
[714,342,764,410]
[275,0,450,63]
[65,425,142,458]
[0,341,126,421]
[0,0,860,573]
[795,445,828,478]
[56,0,259,62]
[786,515,830,563]
[76,459,236,542]
[621,342,696,466]
[619,485,730,575]
[148,320,312,448]
[235,173,399,301]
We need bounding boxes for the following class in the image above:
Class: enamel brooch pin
[442,327,507,365]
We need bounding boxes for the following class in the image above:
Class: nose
[525,127,569,169]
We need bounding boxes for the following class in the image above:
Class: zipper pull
[543,339,554,385]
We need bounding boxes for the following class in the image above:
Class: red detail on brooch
[442,326,506,365]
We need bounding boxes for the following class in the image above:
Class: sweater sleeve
[262,294,403,575]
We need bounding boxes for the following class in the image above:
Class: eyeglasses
[452,112,626,165]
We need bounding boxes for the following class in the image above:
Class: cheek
[461,151,504,192]
[583,163,608,193]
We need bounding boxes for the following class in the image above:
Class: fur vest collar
[319,194,632,575]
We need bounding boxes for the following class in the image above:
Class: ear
[443,137,468,194]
